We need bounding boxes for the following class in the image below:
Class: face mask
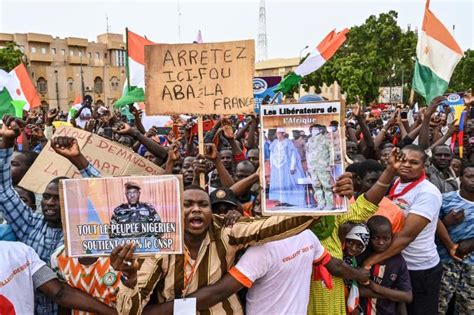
[331,126,337,132]
[311,129,320,136]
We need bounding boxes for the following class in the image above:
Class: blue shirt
[0,223,17,241]
[438,190,474,265]
[0,147,101,315]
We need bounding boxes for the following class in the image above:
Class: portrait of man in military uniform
[109,182,162,238]
[305,124,335,210]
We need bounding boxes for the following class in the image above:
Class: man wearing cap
[269,127,306,207]
[109,182,161,238]
[210,188,242,215]
[306,124,335,210]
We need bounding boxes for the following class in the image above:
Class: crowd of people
[0,91,473,315]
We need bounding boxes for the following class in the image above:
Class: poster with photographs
[260,101,348,215]
[60,175,183,257]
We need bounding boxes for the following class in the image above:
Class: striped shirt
[115,214,317,315]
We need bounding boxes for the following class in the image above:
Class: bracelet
[376,181,390,188]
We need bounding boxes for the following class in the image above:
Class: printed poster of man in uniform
[60,175,183,257]
[109,181,162,238]
[261,101,347,215]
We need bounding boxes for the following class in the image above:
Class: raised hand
[204,143,218,161]
[51,136,81,159]
[167,143,181,162]
[192,154,207,178]
[387,147,406,171]
[221,125,234,139]
[427,95,446,117]
[46,108,59,126]
[114,122,133,136]
[0,115,23,148]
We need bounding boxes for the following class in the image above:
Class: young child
[360,216,412,315]
[342,223,370,314]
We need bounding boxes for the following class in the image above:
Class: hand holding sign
[110,243,139,288]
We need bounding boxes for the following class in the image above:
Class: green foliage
[0,42,24,72]
[448,49,474,92]
[299,11,417,104]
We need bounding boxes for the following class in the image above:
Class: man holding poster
[269,127,306,207]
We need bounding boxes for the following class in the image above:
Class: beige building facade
[255,57,344,101]
[0,32,127,112]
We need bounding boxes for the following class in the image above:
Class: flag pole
[125,27,131,93]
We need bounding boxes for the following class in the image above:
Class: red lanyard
[388,171,426,200]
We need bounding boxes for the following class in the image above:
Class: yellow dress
[308,194,378,315]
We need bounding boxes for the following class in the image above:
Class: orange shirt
[51,246,121,315]
[349,196,404,233]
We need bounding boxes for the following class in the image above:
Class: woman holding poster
[268,127,306,207]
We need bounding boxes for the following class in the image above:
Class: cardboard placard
[145,40,255,115]
[19,126,164,194]
[60,175,183,257]
[259,101,348,216]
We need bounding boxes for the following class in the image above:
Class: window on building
[41,47,47,54]
[70,50,74,56]
[96,52,100,59]
[114,50,126,67]
[67,77,74,92]
[19,46,25,53]
[51,48,56,54]
[110,76,119,90]
[61,49,65,55]
[88,52,92,58]
[31,47,36,53]
[37,77,48,94]
[104,53,108,59]
[94,76,103,94]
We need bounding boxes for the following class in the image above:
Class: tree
[0,42,24,72]
[448,49,474,92]
[300,11,417,104]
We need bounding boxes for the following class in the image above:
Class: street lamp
[299,45,309,62]
[298,45,309,97]
[54,70,60,110]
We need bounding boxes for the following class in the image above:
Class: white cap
[276,127,285,133]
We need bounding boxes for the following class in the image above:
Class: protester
[111,176,354,315]
[362,142,443,315]
[436,162,474,314]
[0,241,117,315]
[142,230,370,315]
[360,216,413,315]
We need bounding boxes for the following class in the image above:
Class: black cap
[124,181,141,191]
[210,188,239,207]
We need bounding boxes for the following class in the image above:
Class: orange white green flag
[115,29,155,108]
[412,0,464,103]
[274,28,349,94]
[0,63,41,117]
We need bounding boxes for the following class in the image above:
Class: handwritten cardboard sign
[145,40,255,115]
[19,126,165,194]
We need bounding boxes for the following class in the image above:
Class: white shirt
[0,241,46,314]
[391,179,442,270]
[229,230,328,315]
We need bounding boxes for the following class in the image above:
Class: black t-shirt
[360,253,412,315]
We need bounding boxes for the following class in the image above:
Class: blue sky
[0,0,472,59]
